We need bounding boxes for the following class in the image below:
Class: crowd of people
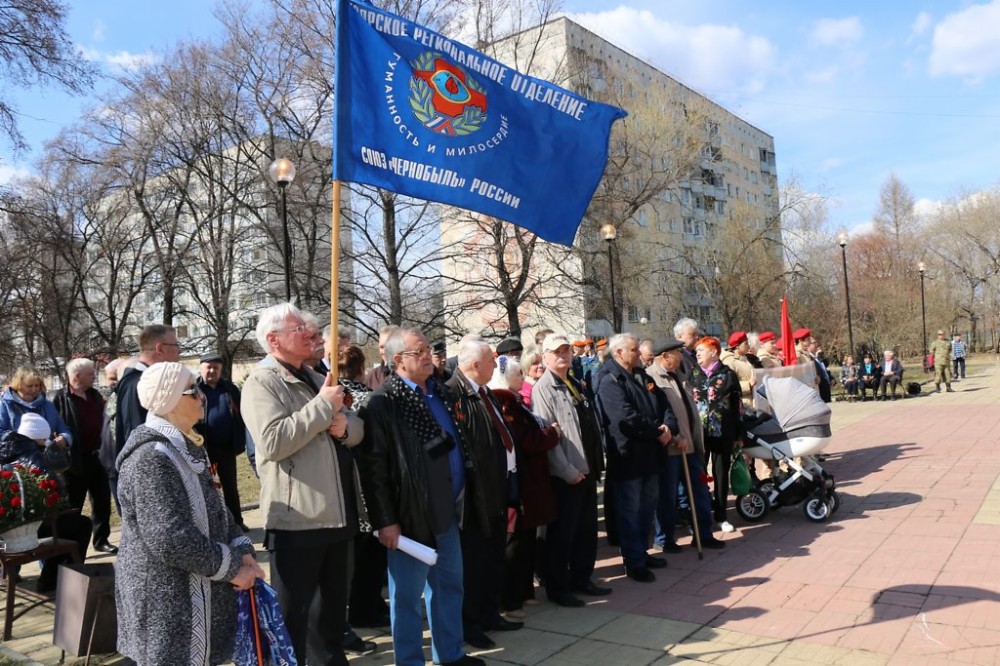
[0,307,970,665]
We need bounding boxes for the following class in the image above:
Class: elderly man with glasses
[359,328,485,666]
[242,303,364,666]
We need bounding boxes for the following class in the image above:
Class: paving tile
[588,614,699,651]
[482,627,578,665]
[535,638,661,666]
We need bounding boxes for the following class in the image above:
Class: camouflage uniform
[930,337,953,391]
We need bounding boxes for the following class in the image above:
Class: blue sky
[6,0,1000,234]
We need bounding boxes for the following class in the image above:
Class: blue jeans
[613,474,658,570]
[387,521,465,666]
[655,453,715,546]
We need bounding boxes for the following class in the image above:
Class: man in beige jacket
[242,303,364,666]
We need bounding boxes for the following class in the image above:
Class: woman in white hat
[115,362,264,665]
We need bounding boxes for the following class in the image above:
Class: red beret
[758,331,776,343]
[792,328,812,341]
[572,340,586,348]
[728,331,748,348]
[595,338,608,349]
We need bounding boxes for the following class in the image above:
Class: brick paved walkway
[4,361,1000,665]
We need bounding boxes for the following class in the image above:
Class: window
[715,200,725,215]
[628,305,640,323]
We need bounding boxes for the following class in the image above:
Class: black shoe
[464,627,495,649]
[657,541,683,554]
[443,657,486,666]
[701,537,726,550]
[550,593,585,607]
[644,555,668,569]
[573,581,612,596]
[343,631,377,655]
[946,387,955,392]
[94,542,119,554]
[350,612,391,628]
[626,567,656,583]
[36,577,57,593]
[483,616,523,632]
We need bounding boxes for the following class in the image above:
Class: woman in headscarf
[115,362,263,666]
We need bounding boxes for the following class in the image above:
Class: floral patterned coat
[689,361,743,455]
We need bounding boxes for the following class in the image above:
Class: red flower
[0,507,4,516]
[29,467,42,475]
[46,493,60,506]
[11,497,21,508]
[9,483,19,493]
[0,470,11,479]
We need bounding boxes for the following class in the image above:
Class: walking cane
[680,452,703,560]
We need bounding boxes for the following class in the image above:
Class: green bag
[729,454,752,496]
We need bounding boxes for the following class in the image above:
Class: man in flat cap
[930,330,954,393]
[496,337,524,359]
[195,352,249,530]
[646,339,725,553]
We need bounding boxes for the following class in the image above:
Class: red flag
[780,297,797,366]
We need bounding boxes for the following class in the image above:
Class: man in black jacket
[359,328,484,666]
[195,353,248,531]
[52,358,116,553]
[594,333,677,583]
[111,325,179,503]
[447,339,521,650]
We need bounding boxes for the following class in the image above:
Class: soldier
[930,330,954,393]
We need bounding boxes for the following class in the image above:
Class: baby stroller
[736,375,839,523]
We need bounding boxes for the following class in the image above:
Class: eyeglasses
[278,324,310,335]
[161,342,180,348]
[181,385,203,397]
[399,347,431,358]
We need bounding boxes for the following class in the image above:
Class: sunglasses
[181,385,202,397]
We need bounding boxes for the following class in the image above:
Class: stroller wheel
[829,490,841,514]
[803,497,832,522]
[736,490,769,523]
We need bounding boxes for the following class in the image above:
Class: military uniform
[929,337,953,391]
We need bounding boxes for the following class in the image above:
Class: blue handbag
[234,580,298,666]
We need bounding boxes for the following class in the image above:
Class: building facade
[441,17,780,344]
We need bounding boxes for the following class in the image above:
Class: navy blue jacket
[593,359,677,481]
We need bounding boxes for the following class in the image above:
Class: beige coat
[720,348,756,408]
[242,355,363,531]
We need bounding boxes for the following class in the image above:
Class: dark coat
[859,360,882,387]
[51,387,105,475]
[593,359,677,481]
[114,366,146,455]
[358,376,485,548]
[491,389,559,528]
[194,377,246,457]
[447,370,507,528]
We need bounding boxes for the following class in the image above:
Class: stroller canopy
[757,375,832,431]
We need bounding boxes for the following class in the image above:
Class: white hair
[457,338,492,369]
[607,333,638,357]
[66,358,95,377]
[746,332,760,353]
[255,302,306,352]
[488,357,522,390]
[384,327,423,362]
[673,318,698,338]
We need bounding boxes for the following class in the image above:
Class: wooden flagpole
[329,179,342,384]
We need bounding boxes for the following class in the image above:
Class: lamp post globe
[600,224,618,332]
[269,158,297,302]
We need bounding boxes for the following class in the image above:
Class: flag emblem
[410,52,488,136]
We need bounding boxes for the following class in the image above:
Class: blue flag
[333,0,626,246]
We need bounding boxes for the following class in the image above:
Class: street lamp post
[838,233,855,358]
[919,261,928,368]
[268,157,297,302]
[601,223,618,332]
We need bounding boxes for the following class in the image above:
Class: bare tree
[0,0,97,153]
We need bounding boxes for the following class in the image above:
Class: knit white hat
[17,412,51,441]
[137,362,195,417]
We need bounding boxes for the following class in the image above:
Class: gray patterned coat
[115,418,254,665]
